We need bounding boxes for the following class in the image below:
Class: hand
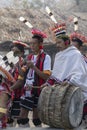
[61,81,68,86]
[21,59,27,66]
[25,84,32,91]
[41,83,50,90]
[9,87,13,92]
[26,61,34,68]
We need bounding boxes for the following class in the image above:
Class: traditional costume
[18,29,51,127]
[0,74,13,128]
[47,21,87,127]
[7,41,28,126]
[0,52,17,128]
[70,31,87,123]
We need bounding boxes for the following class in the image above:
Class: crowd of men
[0,20,87,130]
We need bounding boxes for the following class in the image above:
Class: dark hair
[10,44,14,51]
[58,35,70,44]
[11,44,24,52]
[0,74,2,83]
[32,35,43,43]
[72,38,83,47]
[15,44,24,52]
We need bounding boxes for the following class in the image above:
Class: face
[12,46,22,57]
[30,38,40,54]
[56,38,67,51]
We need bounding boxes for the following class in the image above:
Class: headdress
[45,6,57,24]
[31,29,47,38]
[51,23,66,38]
[13,40,29,47]
[70,32,87,43]
[19,17,47,39]
[13,40,29,52]
[45,6,67,38]
[70,17,87,43]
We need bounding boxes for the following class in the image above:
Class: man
[70,32,87,127]
[70,35,83,50]
[43,23,87,129]
[7,41,29,127]
[11,29,51,127]
[70,32,87,62]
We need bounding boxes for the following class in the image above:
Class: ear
[65,40,69,45]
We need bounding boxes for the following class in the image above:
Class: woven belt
[0,108,7,114]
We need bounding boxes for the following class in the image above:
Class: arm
[69,54,87,92]
[32,66,50,80]
[10,68,26,91]
[10,79,24,91]
[26,54,51,81]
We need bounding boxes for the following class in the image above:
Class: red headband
[31,29,47,38]
[70,32,87,43]
[13,40,29,47]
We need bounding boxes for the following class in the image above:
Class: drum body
[38,83,84,129]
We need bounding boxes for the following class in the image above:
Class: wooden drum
[38,83,83,129]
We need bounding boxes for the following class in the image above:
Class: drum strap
[0,108,7,114]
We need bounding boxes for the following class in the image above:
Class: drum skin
[38,83,84,129]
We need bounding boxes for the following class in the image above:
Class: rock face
[0,0,87,43]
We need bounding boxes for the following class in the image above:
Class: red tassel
[39,45,43,49]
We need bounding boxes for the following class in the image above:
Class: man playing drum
[43,23,87,128]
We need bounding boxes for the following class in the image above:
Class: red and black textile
[27,52,46,95]
[83,100,87,120]
[32,52,46,96]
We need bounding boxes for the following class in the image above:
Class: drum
[38,83,84,129]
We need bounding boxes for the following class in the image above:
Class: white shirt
[24,53,51,97]
[52,46,87,101]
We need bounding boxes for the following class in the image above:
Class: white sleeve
[43,54,51,71]
[69,54,87,93]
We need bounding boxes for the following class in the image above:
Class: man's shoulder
[45,53,51,59]
[41,51,51,59]
[66,46,81,57]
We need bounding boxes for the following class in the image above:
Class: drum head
[61,85,84,128]
[69,87,83,127]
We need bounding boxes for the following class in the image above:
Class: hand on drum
[41,82,51,90]
[61,80,69,86]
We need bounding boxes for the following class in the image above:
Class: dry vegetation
[0,0,87,43]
